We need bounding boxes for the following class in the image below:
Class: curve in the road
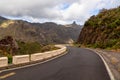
[0,46,111,80]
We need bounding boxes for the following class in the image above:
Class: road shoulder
[89,48,120,80]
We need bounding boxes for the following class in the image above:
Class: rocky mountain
[78,7,120,49]
[0,16,81,44]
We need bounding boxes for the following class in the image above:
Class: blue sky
[60,3,70,10]
[91,9,99,15]
[0,0,120,25]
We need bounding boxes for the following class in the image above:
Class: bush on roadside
[16,41,43,55]
[7,54,12,64]
[41,45,59,52]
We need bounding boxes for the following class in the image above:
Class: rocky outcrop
[78,7,120,49]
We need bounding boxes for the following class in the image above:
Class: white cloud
[0,0,120,25]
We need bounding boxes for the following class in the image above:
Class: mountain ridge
[0,16,82,44]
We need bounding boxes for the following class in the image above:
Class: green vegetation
[16,41,42,55]
[8,54,12,64]
[85,8,120,28]
[16,41,59,55]
[78,7,120,50]
[0,40,59,64]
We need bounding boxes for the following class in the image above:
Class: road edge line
[0,51,68,73]
[87,49,115,80]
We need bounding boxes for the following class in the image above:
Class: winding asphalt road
[0,47,110,80]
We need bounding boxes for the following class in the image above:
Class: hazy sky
[0,0,120,24]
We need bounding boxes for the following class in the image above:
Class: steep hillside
[78,7,120,49]
[0,16,81,44]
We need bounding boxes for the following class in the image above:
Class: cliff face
[0,17,81,44]
[78,7,120,49]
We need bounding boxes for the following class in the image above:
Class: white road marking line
[87,48,115,80]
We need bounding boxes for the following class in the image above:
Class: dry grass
[110,57,119,65]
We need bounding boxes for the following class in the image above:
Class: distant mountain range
[0,16,82,44]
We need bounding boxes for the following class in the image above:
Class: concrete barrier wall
[55,45,64,48]
[0,45,66,67]
[31,53,44,61]
[43,52,52,59]
[31,45,66,61]
[55,46,66,54]
[13,55,30,64]
[51,50,59,56]
[0,57,8,67]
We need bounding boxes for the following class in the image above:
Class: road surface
[0,47,110,80]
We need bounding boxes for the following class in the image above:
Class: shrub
[7,54,12,64]
[108,22,117,28]
[105,39,118,48]
[41,45,59,52]
[112,42,120,49]
[115,19,120,25]
[16,41,42,55]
